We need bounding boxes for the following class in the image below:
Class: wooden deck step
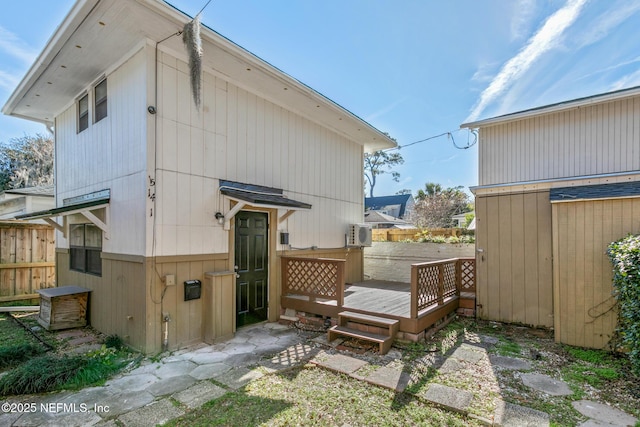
[327,311,400,354]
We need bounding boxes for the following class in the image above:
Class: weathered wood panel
[0,223,55,297]
[552,197,640,348]
[479,96,640,186]
[475,192,553,327]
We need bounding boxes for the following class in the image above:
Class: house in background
[0,185,55,220]
[3,0,394,353]
[451,211,474,229]
[462,86,640,349]
[365,194,415,222]
[364,210,413,229]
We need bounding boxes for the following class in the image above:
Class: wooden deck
[280,256,475,336]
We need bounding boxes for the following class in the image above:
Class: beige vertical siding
[475,191,553,327]
[56,251,147,351]
[479,96,640,186]
[552,197,640,348]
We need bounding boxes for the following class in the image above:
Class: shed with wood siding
[463,86,640,348]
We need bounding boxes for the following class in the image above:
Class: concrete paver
[214,367,264,390]
[189,363,232,380]
[173,381,227,409]
[152,360,197,379]
[421,383,473,414]
[572,400,638,426]
[117,398,185,427]
[105,373,159,392]
[494,400,550,426]
[450,343,488,363]
[489,355,533,371]
[310,353,369,374]
[358,365,411,392]
[520,373,572,396]
[98,390,155,417]
[146,375,196,397]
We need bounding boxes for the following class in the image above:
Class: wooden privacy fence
[410,257,475,318]
[0,222,55,298]
[281,256,345,305]
[372,228,463,242]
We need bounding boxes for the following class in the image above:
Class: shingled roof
[550,181,640,202]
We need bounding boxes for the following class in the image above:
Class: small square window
[94,79,107,123]
[78,94,89,133]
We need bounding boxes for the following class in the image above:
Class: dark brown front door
[234,211,268,327]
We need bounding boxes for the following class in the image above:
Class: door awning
[14,189,110,238]
[218,180,311,229]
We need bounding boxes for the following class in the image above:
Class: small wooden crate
[36,286,91,330]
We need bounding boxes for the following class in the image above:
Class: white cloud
[0,26,37,65]
[0,69,19,92]
[465,0,587,123]
[609,69,640,91]
[575,0,640,48]
[510,0,537,41]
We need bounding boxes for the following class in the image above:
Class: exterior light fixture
[215,212,225,225]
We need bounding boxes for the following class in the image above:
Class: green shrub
[0,354,87,395]
[0,343,45,369]
[607,234,640,374]
[104,334,124,350]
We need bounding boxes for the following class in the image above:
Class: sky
[1,0,640,198]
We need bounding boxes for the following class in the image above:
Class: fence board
[0,223,56,297]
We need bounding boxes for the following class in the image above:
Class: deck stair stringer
[327,311,399,355]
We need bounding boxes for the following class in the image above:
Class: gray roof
[4,185,54,197]
[550,181,640,202]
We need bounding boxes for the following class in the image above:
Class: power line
[384,128,478,152]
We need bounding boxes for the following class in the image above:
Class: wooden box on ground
[37,286,90,330]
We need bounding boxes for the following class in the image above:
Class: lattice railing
[410,258,475,317]
[281,257,345,304]
[459,258,476,292]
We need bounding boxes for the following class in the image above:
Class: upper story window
[77,94,89,133]
[94,79,107,123]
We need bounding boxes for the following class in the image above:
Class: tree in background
[413,182,471,228]
[0,134,54,190]
[364,150,404,197]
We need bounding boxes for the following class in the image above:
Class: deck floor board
[343,281,411,318]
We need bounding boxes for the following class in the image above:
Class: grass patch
[494,338,522,357]
[165,366,480,427]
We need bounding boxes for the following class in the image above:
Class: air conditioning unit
[347,224,372,247]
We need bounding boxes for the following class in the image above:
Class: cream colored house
[3,0,394,353]
[462,86,640,349]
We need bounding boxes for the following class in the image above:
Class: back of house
[2,0,395,353]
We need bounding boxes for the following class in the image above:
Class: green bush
[0,354,87,395]
[0,343,44,369]
[607,234,640,374]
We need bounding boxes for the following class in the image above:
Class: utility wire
[196,0,214,17]
[384,128,478,152]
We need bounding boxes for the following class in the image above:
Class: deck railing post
[437,263,445,305]
[411,264,418,318]
[281,257,289,295]
[455,259,462,296]
[336,260,345,308]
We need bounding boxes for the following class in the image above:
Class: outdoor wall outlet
[164,274,175,286]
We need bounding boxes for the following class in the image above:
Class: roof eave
[1,0,100,120]
[461,85,640,129]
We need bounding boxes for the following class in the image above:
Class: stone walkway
[1,322,638,427]
[1,322,318,427]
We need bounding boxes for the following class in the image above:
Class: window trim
[77,93,89,133]
[94,78,107,123]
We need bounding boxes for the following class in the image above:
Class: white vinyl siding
[154,50,363,256]
[55,48,147,256]
[479,96,640,186]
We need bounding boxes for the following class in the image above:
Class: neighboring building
[364,210,413,229]
[3,0,395,353]
[365,194,415,221]
[462,86,640,349]
[0,185,55,220]
[451,211,474,229]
